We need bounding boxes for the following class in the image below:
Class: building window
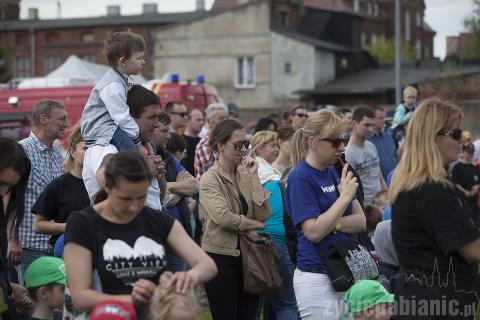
[81,32,95,43]
[81,54,96,63]
[284,62,292,74]
[416,12,422,27]
[373,2,379,16]
[236,57,255,88]
[15,56,31,77]
[46,32,59,44]
[416,39,421,60]
[353,0,360,12]
[279,10,290,27]
[367,1,373,15]
[44,55,61,73]
[405,11,411,42]
[424,45,430,59]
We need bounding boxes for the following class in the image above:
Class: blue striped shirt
[19,132,64,252]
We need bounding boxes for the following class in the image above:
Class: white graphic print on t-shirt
[102,236,167,286]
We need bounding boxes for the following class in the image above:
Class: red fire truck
[0,75,219,140]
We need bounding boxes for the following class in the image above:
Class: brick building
[0,2,206,79]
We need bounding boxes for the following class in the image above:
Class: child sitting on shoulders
[81,31,146,151]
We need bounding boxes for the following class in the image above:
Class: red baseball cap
[89,300,137,320]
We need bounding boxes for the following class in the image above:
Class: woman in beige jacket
[199,119,271,320]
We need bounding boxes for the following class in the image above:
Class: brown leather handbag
[239,233,283,295]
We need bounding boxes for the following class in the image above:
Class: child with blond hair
[149,272,198,320]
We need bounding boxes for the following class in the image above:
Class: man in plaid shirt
[194,103,228,180]
[17,100,68,280]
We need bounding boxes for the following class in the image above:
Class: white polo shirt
[82,144,162,211]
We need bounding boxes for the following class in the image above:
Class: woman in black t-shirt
[63,151,217,313]
[390,99,480,319]
[32,125,90,249]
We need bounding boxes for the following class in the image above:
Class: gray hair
[32,99,65,127]
[205,103,228,120]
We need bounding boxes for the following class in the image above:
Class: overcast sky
[19,0,476,59]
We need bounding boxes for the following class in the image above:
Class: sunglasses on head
[170,112,189,118]
[437,128,462,141]
[231,140,250,151]
[294,113,309,118]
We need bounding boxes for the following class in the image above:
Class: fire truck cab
[0,74,219,140]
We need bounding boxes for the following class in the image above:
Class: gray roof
[300,64,480,95]
[273,28,358,53]
[2,11,208,31]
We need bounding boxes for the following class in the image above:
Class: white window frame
[416,39,421,60]
[235,56,255,89]
[353,0,360,12]
[416,12,422,27]
[405,11,411,42]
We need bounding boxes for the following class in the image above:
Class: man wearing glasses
[290,106,309,131]
[165,101,189,134]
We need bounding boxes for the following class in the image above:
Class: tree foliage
[462,0,480,61]
[364,36,416,65]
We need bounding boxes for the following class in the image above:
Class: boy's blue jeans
[110,127,137,151]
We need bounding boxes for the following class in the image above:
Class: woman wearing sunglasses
[199,119,271,320]
[32,124,90,256]
[390,98,480,319]
[285,109,366,319]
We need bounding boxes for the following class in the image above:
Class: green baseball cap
[345,280,394,313]
[24,256,66,288]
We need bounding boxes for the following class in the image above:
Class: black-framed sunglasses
[231,140,250,151]
[437,128,462,141]
[319,137,349,149]
[169,112,189,118]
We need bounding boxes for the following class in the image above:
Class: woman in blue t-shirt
[285,109,366,320]
[251,130,298,320]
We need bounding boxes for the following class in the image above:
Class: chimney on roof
[196,0,205,11]
[143,3,158,14]
[107,5,120,16]
[28,7,39,20]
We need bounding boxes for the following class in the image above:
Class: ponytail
[290,128,308,167]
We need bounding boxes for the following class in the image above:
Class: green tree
[462,0,480,61]
[365,36,416,65]
[0,47,12,83]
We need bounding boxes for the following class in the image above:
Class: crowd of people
[1,31,480,320]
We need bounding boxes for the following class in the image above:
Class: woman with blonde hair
[149,271,198,320]
[250,131,298,320]
[32,124,90,253]
[390,98,480,319]
[285,109,366,319]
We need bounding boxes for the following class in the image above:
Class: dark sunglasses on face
[294,113,309,118]
[169,112,189,118]
[320,137,349,149]
[437,128,462,141]
[231,140,250,151]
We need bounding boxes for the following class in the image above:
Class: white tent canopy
[17,55,146,88]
